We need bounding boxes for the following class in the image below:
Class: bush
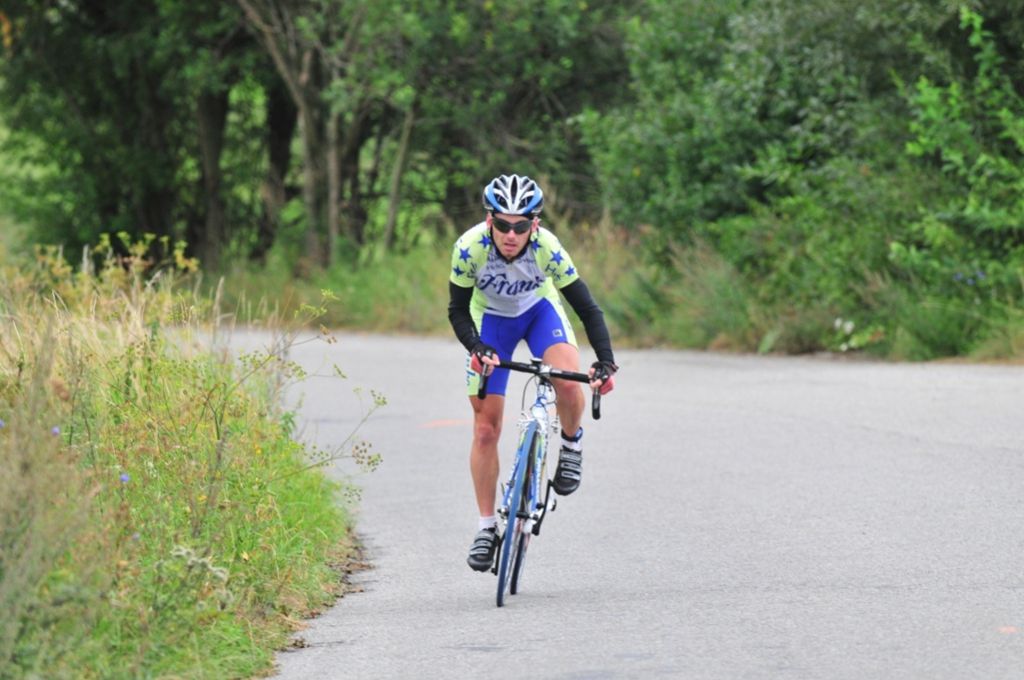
[899,7,1024,317]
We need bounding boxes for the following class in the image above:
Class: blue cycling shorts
[466,298,577,397]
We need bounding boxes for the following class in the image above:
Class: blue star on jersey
[459,247,471,262]
[478,234,492,248]
[551,250,564,265]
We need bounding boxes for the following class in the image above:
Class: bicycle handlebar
[476,359,602,420]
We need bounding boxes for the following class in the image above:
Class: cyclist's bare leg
[542,342,585,436]
[470,393,504,517]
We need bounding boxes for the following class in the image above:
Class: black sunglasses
[491,215,533,235]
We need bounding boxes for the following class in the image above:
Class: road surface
[238,332,1024,679]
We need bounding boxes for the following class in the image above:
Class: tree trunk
[382,102,416,251]
[253,76,297,263]
[336,100,371,245]
[132,66,177,240]
[236,0,326,272]
[346,167,367,246]
[194,86,230,269]
[366,118,387,200]
[299,103,324,270]
[326,110,340,266]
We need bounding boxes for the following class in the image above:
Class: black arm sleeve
[560,278,616,365]
[447,282,480,352]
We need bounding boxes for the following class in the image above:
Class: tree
[1,1,188,247]
[1,0,634,267]
[0,0,276,268]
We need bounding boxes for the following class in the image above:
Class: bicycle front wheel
[509,526,531,595]
[510,429,539,595]
[496,423,536,607]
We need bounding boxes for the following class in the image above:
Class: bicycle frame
[497,373,558,538]
[479,358,599,607]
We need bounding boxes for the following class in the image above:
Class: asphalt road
[246,331,1024,680]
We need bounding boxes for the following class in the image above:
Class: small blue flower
[0,419,5,429]
[967,278,975,286]
[976,270,986,280]
[119,472,130,483]
[51,426,60,436]
[953,272,964,282]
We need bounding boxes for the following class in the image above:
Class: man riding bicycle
[447,174,618,572]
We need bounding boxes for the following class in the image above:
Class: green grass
[213,224,1024,362]
[217,246,451,334]
[0,238,375,678]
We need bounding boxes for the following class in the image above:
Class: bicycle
[478,358,602,607]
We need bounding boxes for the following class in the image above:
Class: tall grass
[215,222,1023,362]
[0,325,102,675]
[218,227,780,351]
[218,247,450,334]
[0,237,374,678]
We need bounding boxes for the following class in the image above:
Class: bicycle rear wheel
[510,430,540,594]
[496,424,536,607]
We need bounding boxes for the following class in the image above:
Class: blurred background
[1,0,1022,360]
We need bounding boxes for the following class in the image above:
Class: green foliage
[1,0,636,266]
[0,240,376,677]
[580,0,873,235]
[971,304,1024,360]
[573,1,1023,360]
[3,1,1024,361]
[595,241,758,350]
[0,1,271,265]
[217,243,452,334]
[900,6,1024,307]
[384,0,635,226]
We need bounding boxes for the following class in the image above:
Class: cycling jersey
[448,221,615,397]
[449,221,579,318]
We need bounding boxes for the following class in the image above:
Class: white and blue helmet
[482,174,544,216]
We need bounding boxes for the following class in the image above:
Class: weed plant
[0,235,377,678]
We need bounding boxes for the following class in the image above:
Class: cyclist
[448,174,618,572]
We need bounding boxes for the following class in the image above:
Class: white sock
[561,427,583,452]
[478,515,497,531]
